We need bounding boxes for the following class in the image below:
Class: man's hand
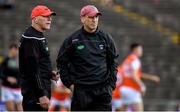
[140,84,146,96]
[39,96,50,109]
[70,84,74,93]
[7,76,17,84]
[142,73,160,83]
[51,71,60,81]
[150,75,160,83]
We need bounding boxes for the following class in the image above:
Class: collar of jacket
[81,26,99,35]
[26,26,44,38]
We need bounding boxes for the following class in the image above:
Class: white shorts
[49,97,71,108]
[1,86,23,103]
[112,99,123,111]
[120,86,142,105]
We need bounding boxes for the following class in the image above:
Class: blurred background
[0,0,180,111]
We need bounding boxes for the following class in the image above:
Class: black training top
[57,27,118,89]
[19,26,52,98]
[0,57,20,88]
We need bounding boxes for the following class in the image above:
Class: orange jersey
[119,54,142,91]
[51,79,70,100]
[112,88,120,99]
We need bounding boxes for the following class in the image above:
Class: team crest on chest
[99,44,104,50]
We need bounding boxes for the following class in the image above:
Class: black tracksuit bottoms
[71,84,113,111]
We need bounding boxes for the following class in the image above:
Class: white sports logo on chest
[99,44,104,50]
